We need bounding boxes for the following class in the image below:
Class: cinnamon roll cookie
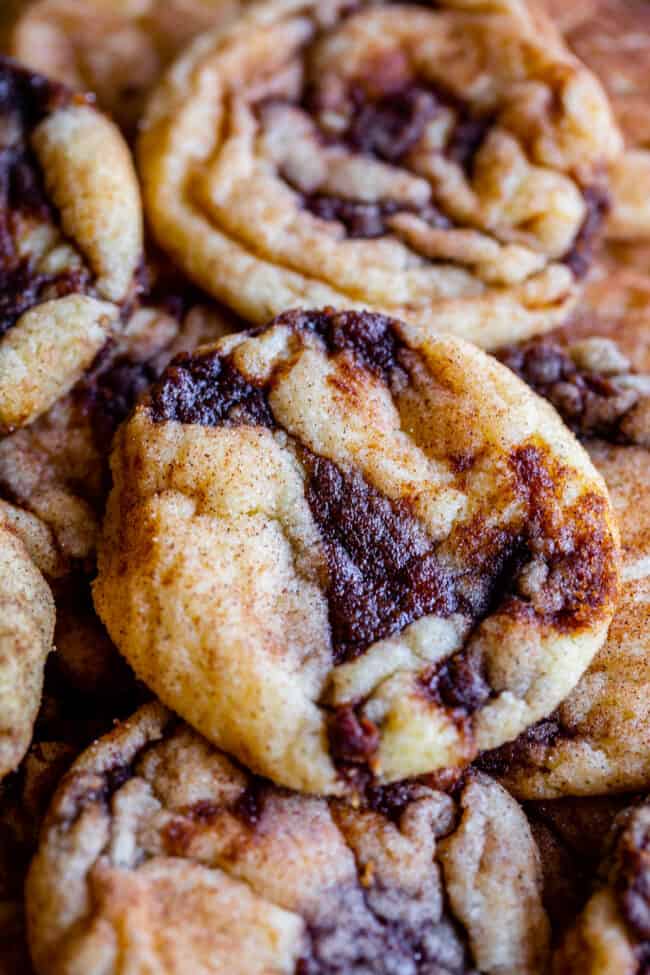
[0,502,55,781]
[552,794,650,974]
[139,0,621,349]
[0,57,142,433]
[548,0,650,240]
[93,308,620,795]
[26,701,550,975]
[478,291,650,798]
[10,0,248,136]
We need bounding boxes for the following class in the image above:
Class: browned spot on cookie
[234,780,268,828]
[449,451,477,475]
[163,799,224,855]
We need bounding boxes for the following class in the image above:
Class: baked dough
[26,702,550,975]
[94,308,620,794]
[139,0,621,348]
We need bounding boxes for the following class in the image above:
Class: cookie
[552,795,650,974]
[26,701,550,975]
[548,0,650,240]
[93,307,619,795]
[0,503,55,781]
[139,0,621,349]
[0,56,143,433]
[11,0,248,136]
[479,293,650,797]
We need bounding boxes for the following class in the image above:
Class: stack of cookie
[0,2,647,973]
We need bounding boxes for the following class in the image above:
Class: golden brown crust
[139,0,621,348]
[94,308,619,795]
[26,702,550,975]
[481,575,650,799]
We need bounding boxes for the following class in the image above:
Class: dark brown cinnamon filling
[498,337,646,444]
[150,308,616,646]
[304,452,459,664]
[0,58,96,336]
[297,882,474,975]
[303,195,451,240]
[562,185,611,280]
[292,81,489,240]
[264,57,603,268]
[476,715,570,778]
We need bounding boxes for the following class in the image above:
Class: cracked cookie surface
[94,308,619,794]
[139,0,621,349]
[26,701,550,975]
[0,56,142,432]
